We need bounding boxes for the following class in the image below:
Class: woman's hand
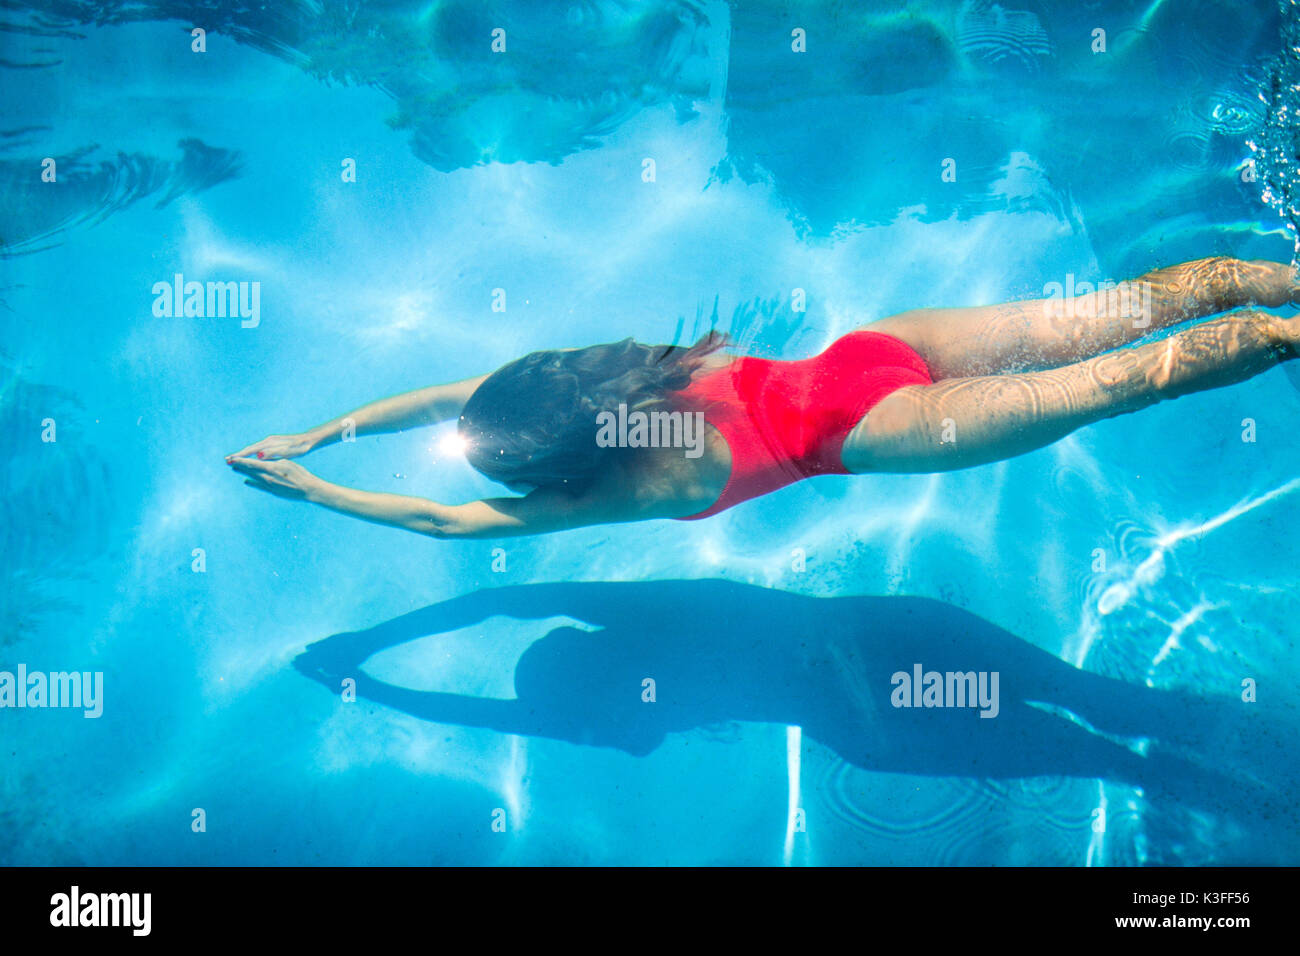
[226,433,315,462]
[228,456,322,501]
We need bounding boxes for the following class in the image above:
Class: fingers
[226,433,315,464]
[227,449,273,462]
[228,459,271,479]
[231,457,310,501]
[227,439,266,460]
[243,477,297,500]
[243,477,284,497]
[226,435,287,462]
[229,457,311,484]
[230,459,287,487]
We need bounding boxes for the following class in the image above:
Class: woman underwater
[227,256,1300,539]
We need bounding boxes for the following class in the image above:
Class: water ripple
[955,0,1053,73]
[820,762,987,839]
[0,138,242,257]
[2,1,716,172]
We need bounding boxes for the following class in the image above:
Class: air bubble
[1249,0,1300,262]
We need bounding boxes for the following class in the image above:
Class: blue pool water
[3,1,1299,866]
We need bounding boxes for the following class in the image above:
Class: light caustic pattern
[1,0,1299,867]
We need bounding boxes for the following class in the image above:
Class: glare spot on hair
[438,432,468,457]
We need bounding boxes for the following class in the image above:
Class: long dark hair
[459,332,726,491]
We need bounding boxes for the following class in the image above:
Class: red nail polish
[257,451,264,459]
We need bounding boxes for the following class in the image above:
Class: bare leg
[867,257,1300,380]
[843,309,1297,473]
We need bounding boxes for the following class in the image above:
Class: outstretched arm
[227,374,489,461]
[302,374,490,449]
[229,457,680,539]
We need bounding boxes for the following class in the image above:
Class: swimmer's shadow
[295,579,1293,816]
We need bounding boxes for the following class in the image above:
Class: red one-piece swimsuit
[672,330,932,520]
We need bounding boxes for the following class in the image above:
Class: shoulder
[612,437,730,519]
